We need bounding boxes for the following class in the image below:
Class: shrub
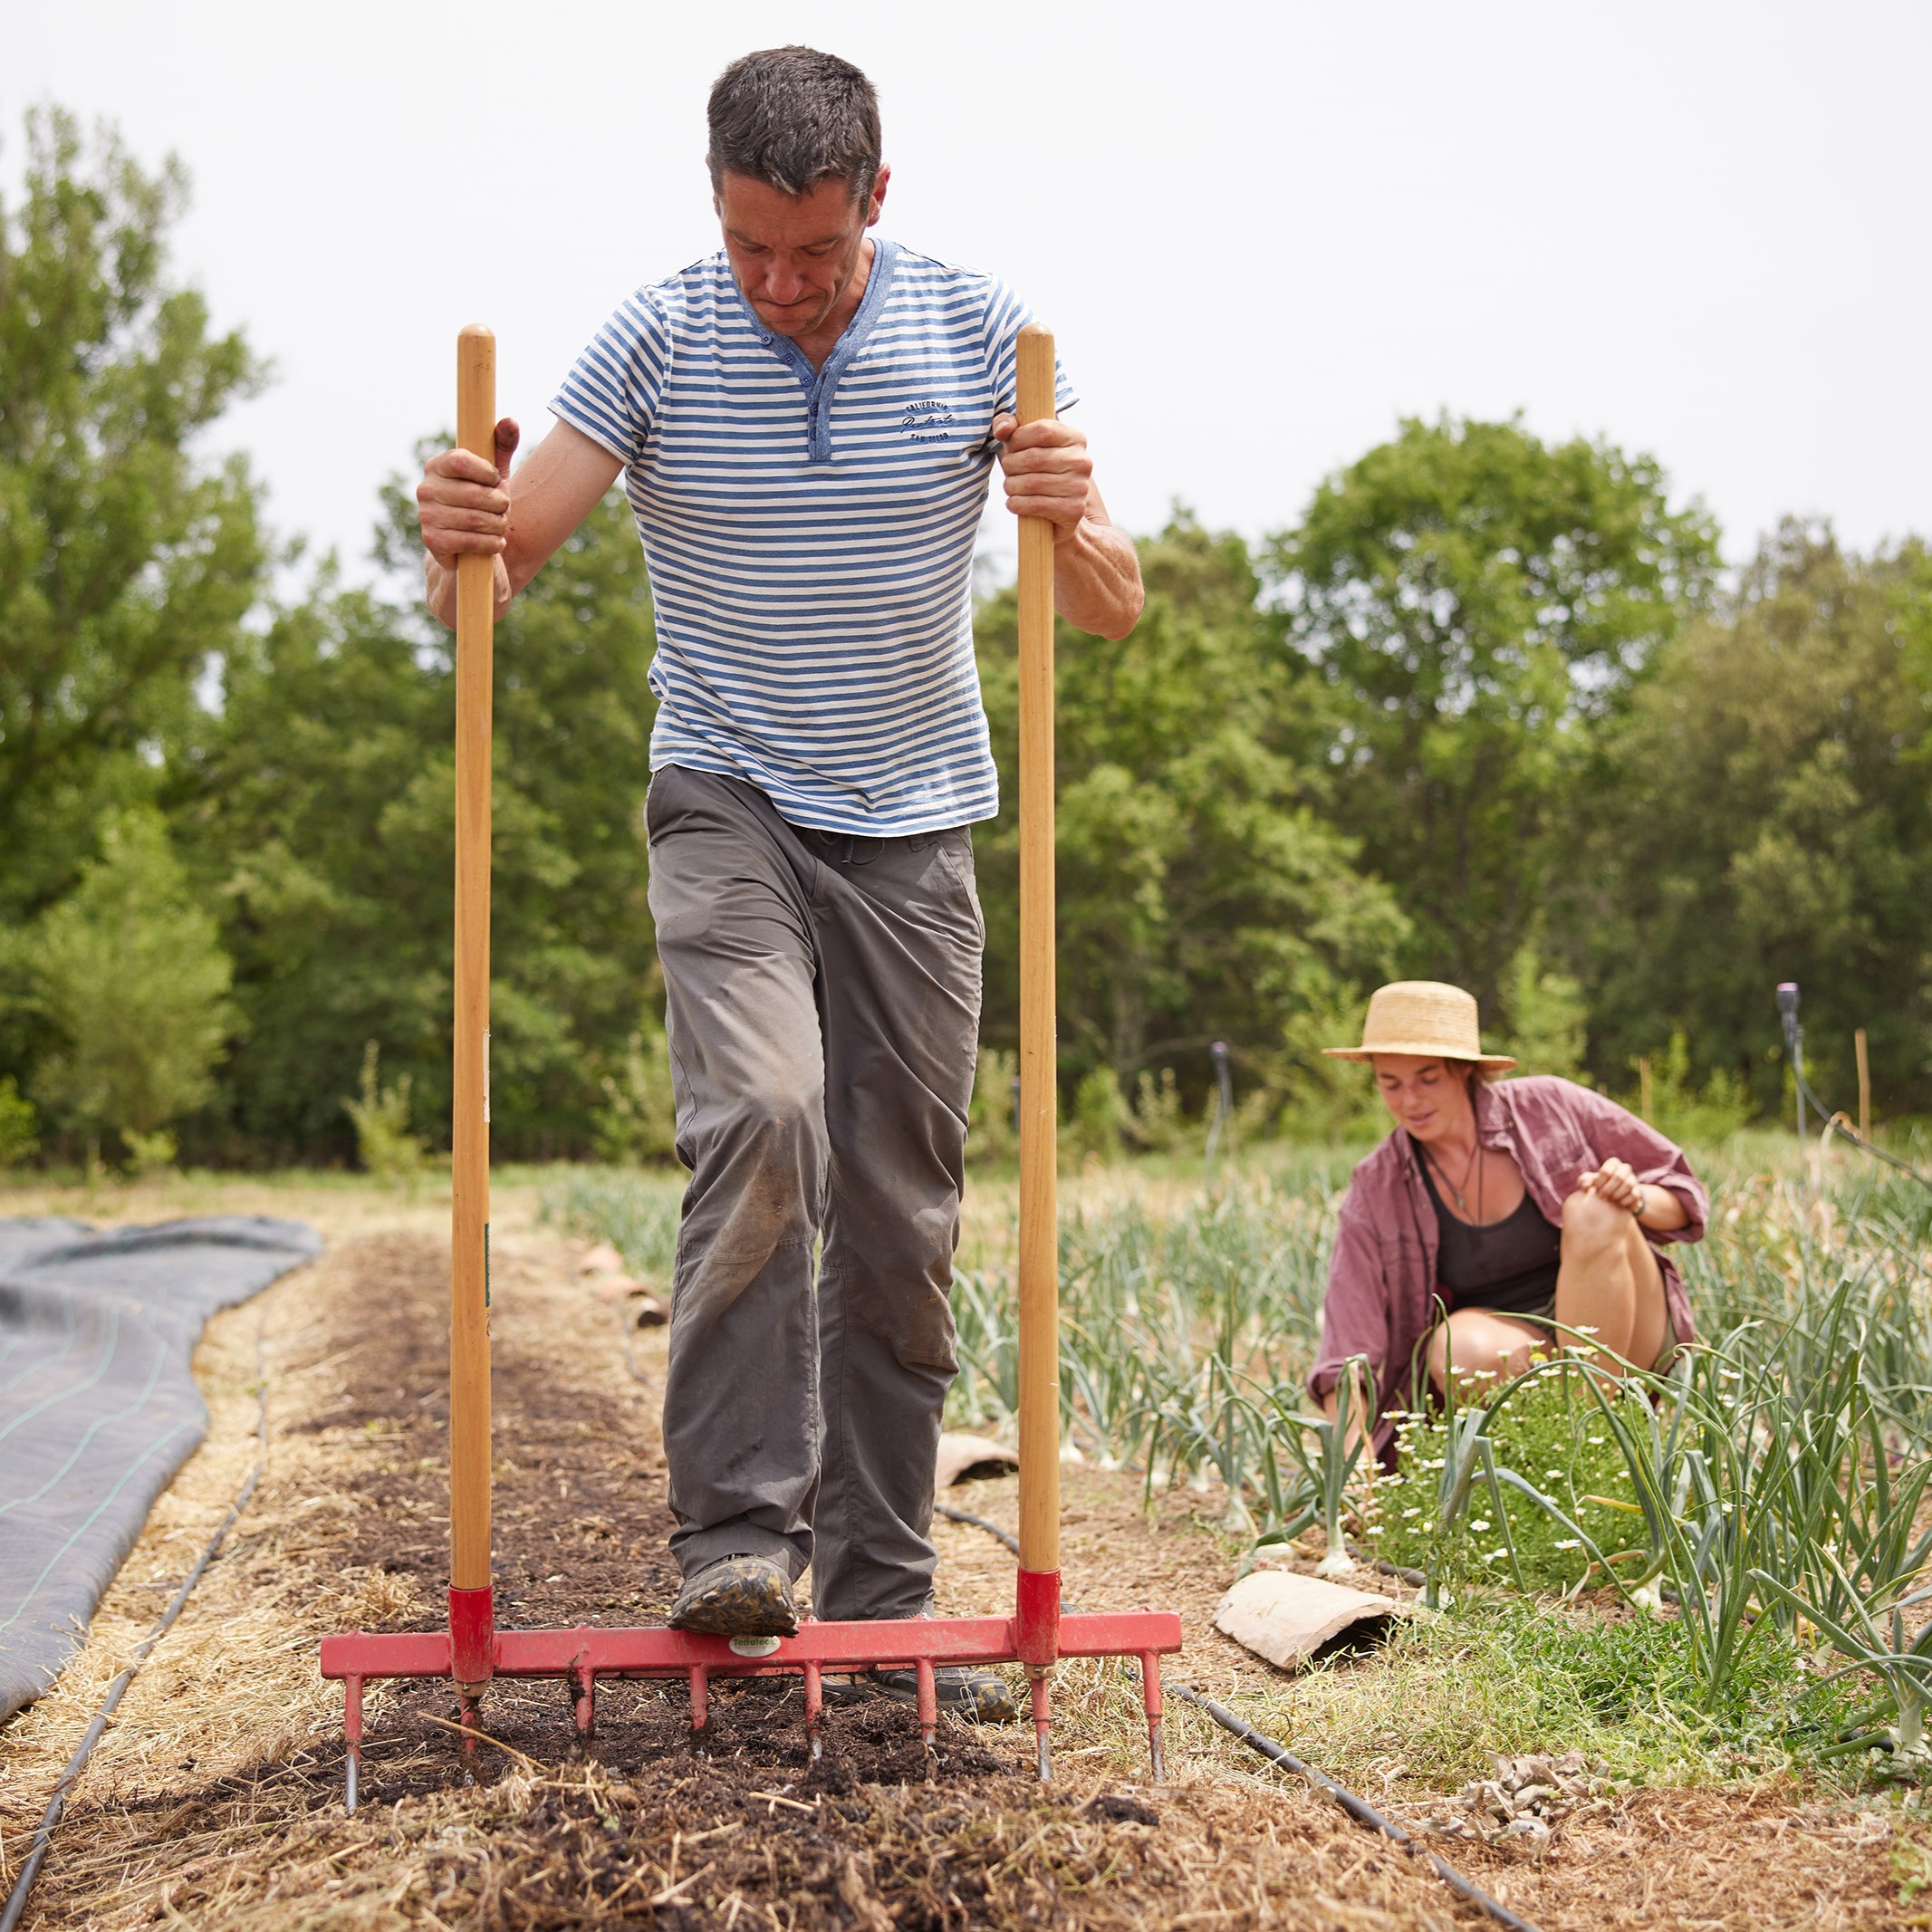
[343,1041,427,1189]
[29,808,236,1162]
[966,1047,1018,1164]
[591,1016,678,1164]
[0,1077,38,1168]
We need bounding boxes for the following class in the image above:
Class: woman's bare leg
[1426,1309,1548,1397]
[1555,1190,1668,1370]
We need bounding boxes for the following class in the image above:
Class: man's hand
[418,418,520,620]
[990,411,1141,639]
[992,415,1095,535]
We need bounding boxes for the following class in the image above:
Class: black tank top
[1414,1141,1562,1316]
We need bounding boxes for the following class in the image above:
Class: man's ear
[866,162,891,226]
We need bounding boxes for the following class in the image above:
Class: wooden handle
[450,323,495,1594]
[1014,323,1060,1577]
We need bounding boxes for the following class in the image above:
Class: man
[416,45,1141,1719]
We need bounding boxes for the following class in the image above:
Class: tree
[1571,523,1932,1118]
[1273,417,1720,1013]
[27,807,235,1159]
[975,514,1407,1110]
[172,485,659,1161]
[0,109,265,918]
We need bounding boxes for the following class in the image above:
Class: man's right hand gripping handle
[417,418,520,628]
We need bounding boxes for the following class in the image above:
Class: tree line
[3,111,1927,1172]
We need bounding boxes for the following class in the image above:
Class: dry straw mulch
[0,1216,1921,1928]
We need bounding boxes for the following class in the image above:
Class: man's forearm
[1052,517,1142,639]
[424,554,457,630]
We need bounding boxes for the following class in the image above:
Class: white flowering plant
[1364,1366,1651,1593]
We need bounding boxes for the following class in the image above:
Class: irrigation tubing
[1793,1067,1931,1187]
[1,1318,268,1932]
[936,1503,1542,1932]
[1171,1687,1540,1932]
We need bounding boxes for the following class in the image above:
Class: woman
[1311,981,1706,1454]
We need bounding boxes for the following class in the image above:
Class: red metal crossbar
[320,326,1185,1815]
[322,1585,1181,1810]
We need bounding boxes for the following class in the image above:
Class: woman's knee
[1561,1187,1627,1252]
[1429,1311,1536,1389]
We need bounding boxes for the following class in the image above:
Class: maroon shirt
[1310,1075,1706,1448]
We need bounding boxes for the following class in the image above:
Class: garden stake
[319,324,1182,1813]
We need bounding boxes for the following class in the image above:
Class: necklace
[1425,1137,1484,1222]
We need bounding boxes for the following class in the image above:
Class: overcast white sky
[10,1,1929,589]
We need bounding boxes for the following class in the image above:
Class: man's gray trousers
[645,764,983,1623]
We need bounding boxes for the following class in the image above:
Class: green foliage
[120,1126,178,1177]
[26,806,235,1154]
[0,109,265,923]
[1265,972,1386,1142]
[966,1047,1018,1165]
[1629,1032,1754,1146]
[591,1013,678,1164]
[1258,1589,1860,1793]
[540,1167,685,1280]
[1369,1371,1649,1591]
[1275,415,1721,1014]
[1125,1067,1190,1155]
[976,513,1407,1113]
[1575,523,1932,1119]
[1498,938,1591,1081]
[175,483,658,1161]
[0,1075,38,1167]
[5,104,1927,1153]
[1070,1066,1125,1162]
[341,1040,427,1190]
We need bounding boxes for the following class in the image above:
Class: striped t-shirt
[549,238,1075,835]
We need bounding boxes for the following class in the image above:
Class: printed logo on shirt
[900,399,957,443]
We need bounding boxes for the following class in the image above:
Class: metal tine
[344,1675,364,1816]
[803,1660,824,1763]
[915,1658,939,1765]
[687,1665,708,1752]
[1140,1649,1167,1783]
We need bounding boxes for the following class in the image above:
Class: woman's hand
[1579,1157,1646,1217]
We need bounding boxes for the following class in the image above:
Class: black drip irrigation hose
[936,1503,1542,1932]
[1171,1687,1540,1932]
[1799,1075,1932,1187]
[1,1318,269,1932]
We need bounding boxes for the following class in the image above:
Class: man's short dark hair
[706,46,881,203]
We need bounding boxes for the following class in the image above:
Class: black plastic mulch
[0,1215,321,1725]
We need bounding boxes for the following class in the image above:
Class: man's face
[716,168,887,340]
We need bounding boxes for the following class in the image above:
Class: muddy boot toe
[667,1554,799,1638]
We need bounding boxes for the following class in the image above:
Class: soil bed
[0,1208,1921,1928]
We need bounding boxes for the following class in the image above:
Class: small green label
[484,1223,491,1308]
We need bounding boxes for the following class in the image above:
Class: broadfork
[319,323,1182,1812]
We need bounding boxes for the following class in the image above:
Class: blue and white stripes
[550,239,1075,835]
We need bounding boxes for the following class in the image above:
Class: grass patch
[1228,1592,1867,1795]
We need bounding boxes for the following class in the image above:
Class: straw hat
[1322,981,1517,1070]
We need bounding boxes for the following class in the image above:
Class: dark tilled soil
[295,1234,686,1632]
[292,1235,1030,1804]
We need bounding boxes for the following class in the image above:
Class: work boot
[668,1554,799,1639]
[824,1666,1017,1724]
